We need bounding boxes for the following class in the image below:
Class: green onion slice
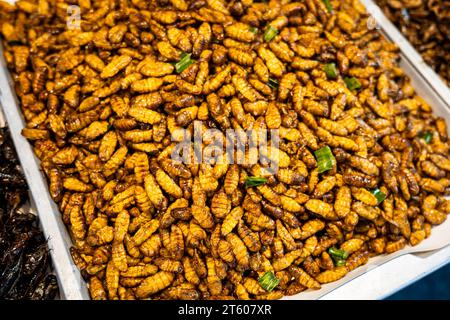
[328,247,349,260]
[371,189,387,204]
[258,272,280,292]
[249,27,258,34]
[175,53,194,73]
[344,77,362,90]
[335,259,346,267]
[323,0,333,13]
[419,131,433,144]
[264,26,278,42]
[245,177,268,188]
[324,63,338,79]
[267,78,279,89]
[314,146,336,173]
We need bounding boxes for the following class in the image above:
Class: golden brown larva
[1,0,449,301]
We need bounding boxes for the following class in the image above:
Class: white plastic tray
[0,0,449,300]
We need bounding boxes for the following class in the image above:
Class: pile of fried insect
[0,0,449,300]
[0,128,58,299]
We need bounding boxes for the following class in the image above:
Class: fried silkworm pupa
[1,0,449,302]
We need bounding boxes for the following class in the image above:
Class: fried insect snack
[1,0,450,300]
[0,128,59,300]
[375,0,450,85]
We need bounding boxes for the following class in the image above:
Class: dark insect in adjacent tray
[0,127,59,300]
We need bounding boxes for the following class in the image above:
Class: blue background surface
[386,264,450,299]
